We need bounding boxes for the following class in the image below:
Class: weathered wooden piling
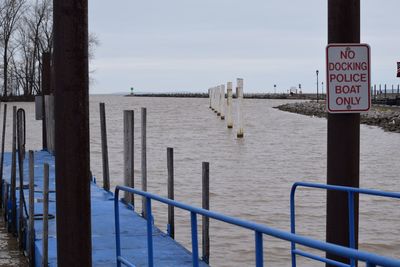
[99,103,110,191]
[28,151,35,267]
[327,0,360,265]
[236,79,244,138]
[11,106,17,235]
[141,108,147,217]
[54,0,92,263]
[17,109,25,248]
[123,110,134,205]
[0,104,7,210]
[167,147,174,239]
[220,85,225,120]
[216,86,221,116]
[202,162,210,264]
[226,82,233,128]
[43,163,49,267]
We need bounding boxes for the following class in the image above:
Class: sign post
[326,44,370,113]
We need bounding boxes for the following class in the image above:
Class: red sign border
[326,43,371,113]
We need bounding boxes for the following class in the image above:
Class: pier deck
[2,150,208,267]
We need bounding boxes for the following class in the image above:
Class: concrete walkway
[0,216,28,267]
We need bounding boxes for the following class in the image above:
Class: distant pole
[123,110,134,205]
[236,78,244,138]
[28,151,35,267]
[42,52,51,151]
[327,0,360,265]
[202,162,210,264]
[316,70,319,102]
[384,84,387,98]
[167,147,174,239]
[322,82,324,99]
[99,103,110,191]
[216,85,221,116]
[274,84,276,94]
[0,104,7,209]
[141,108,147,217]
[53,0,92,265]
[226,82,233,128]
[220,85,225,120]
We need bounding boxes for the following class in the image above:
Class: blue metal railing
[114,185,400,267]
[290,182,400,267]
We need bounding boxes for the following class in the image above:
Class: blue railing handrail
[290,182,400,267]
[114,185,400,267]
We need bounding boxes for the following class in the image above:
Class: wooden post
[28,151,35,267]
[17,109,25,248]
[141,108,147,217]
[220,85,225,120]
[99,103,110,191]
[327,1,360,265]
[0,104,7,210]
[202,162,210,264]
[11,106,17,235]
[227,82,233,128]
[167,147,174,239]
[42,163,49,267]
[236,79,244,138]
[42,52,51,151]
[123,110,134,205]
[54,0,92,265]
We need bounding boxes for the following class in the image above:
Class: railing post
[146,197,154,267]
[123,110,134,205]
[42,163,49,267]
[99,103,110,191]
[10,106,17,235]
[348,191,356,267]
[28,151,35,267]
[202,162,210,264]
[114,188,121,267]
[0,104,7,213]
[290,185,297,267]
[167,147,174,238]
[190,212,199,267]
[255,231,264,267]
[141,108,147,217]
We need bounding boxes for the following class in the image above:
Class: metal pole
[316,70,319,102]
[123,110,134,205]
[42,163,49,267]
[0,104,7,210]
[53,0,92,265]
[99,103,110,191]
[17,108,25,249]
[141,108,147,217]
[167,147,174,239]
[202,162,210,264]
[327,1,360,266]
[11,106,17,235]
[42,52,51,150]
[28,151,35,267]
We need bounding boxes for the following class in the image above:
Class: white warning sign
[326,44,371,113]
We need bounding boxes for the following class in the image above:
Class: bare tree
[0,0,25,97]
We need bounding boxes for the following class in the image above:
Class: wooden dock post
[216,86,221,116]
[11,106,17,235]
[42,163,49,267]
[236,78,244,138]
[141,108,148,217]
[220,84,225,120]
[0,104,7,210]
[28,151,35,267]
[99,103,110,191]
[54,0,92,265]
[167,147,174,239]
[202,162,210,264]
[226,82,233,128]
[123,110,134,205]
[17,108,25,248]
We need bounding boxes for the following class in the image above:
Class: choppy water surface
[3,96,399,266]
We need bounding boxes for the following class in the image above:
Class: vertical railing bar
[146,197,154,267]
[99,103,110,191]
[11,106,17,235]
[141,108,147,218]
[290,186,297,267]
[201,162,210,264]
[28,151,35,267]
[114,188,122,267]
[167,147,174,239]
[190,211,199,267]
[0,104,7,215]
[348,191,356,267]
[255,231,264,267]
[42,163,49,267]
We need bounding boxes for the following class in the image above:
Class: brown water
[2,96,399,266]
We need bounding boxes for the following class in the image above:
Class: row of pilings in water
[208,78,244,138]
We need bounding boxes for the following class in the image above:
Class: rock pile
[275,101,400,133]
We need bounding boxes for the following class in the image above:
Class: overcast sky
[88,0,400,94]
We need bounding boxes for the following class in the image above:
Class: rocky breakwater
[275,101,400,133]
